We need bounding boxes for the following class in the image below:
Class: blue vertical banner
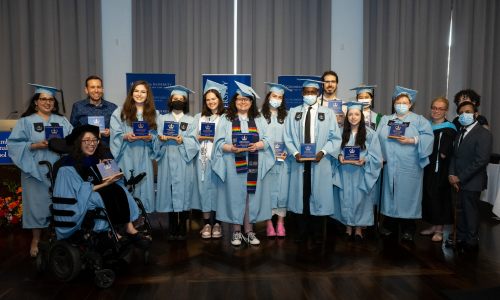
[126,73,175,114]
[278,75,322,110]
[202,75,252,108]
[0,132,13,164]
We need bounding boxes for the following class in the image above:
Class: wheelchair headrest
[48,138,72,154]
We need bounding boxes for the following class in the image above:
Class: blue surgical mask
[269,98,282,108]
[303,95,317,106]
[395,104,409,115]
[459,113,475,126]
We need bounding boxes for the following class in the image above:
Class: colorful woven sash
[232,115,259,193]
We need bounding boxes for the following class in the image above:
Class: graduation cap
[393,86,418,104]
[65,124,101,146]
[204,80,228,99]
[235,81,260,99]
[165,85,195,98]
[342,101,370,111]
[265,82,292,95]
[29,83,66,113]
[350,85,377,95]
[297,79,326,89]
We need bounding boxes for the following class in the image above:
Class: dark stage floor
[1,201,500,300]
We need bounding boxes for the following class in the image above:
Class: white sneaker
[212,223,222,239]
[200,224,212,239]
[231,231,242,246]
[242,231,260,245]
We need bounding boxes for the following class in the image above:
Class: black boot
[177,222,187,241]
[167,223,179,241]
[311,216,324,244]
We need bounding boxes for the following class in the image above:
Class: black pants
[295,162,324,236]
[383,216,416,235]
[453,189,481,245]
[169,211,189,225]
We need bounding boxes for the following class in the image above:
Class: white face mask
[358,98,372,104]
[269,98,282,108]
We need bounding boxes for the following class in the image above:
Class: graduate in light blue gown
[110,81,159,214]
[283,79,342,244]
[331,101,382,244]
[51,125,147,243]
[182,80,226,239]
[156,85,195,241]
[7,83,73,257]
[212,82,275,246]
[376,86,434,241]
[260,82,291,237]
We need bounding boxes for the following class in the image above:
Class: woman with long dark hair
[212,81,275,246]
[260,83,291,237]
[331,101,382,243]
[183,80,226,239]
[8,84,73,257]
[110,81,159,214]
[156,85,195,241]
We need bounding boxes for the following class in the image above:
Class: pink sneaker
[276,222,286,237]
[266,221,276,236]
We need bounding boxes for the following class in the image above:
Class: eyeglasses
[323,81,337,84]
[82,139,99,145]
[431,106,447,112]
[236,98,251,103]
[38,98,55,103]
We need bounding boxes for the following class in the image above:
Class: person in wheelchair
[52,124,151,243]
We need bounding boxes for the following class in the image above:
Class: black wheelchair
[35,138,153,288]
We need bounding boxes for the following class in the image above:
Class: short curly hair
[454,89,481,107]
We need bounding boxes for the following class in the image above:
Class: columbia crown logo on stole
[37,126,42,131]
[87,176,94,182]
[51,128,58,134]
[138,123,145,129]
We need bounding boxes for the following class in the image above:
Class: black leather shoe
[294,230,308,243]
[167,224,179,241]
[445,239,466,248]
[354,234,363,244]
[401,233,413,241]
[341,233,352,242]
[177,223,187,241]
[459,243,479,254]
[313,234,324,244]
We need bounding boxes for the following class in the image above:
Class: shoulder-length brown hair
[225,93,261,121]
[261,92,287,124]
[202,89,226,117]
[120,81,158,130]
[341,110,367,151]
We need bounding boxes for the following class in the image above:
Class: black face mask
[172,100,185,111]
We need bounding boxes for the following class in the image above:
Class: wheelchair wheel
[143,249,150,265]
[49,241,82,282]
[95,269,115,289]
[36,252,47,273]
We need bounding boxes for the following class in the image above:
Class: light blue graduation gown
[331,127,382,226]
[181,113,220,213]
[52,166,139,240]
[156,113,195,212]
[212,115,275,224]
[110,108,159,213]
[260,113,291,209]
[376,112,434,219]
[7,113,73,229]
[283,105,342,216]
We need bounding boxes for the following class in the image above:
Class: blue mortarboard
[393,86,418,104]
[29,83,66,113]
[265,82,292,95]
[350,85,377,95]
[296,79,326,89]
[235,81,260,99]
[342,101,370,111]
[204,80,228,99]
[165,85,195,98]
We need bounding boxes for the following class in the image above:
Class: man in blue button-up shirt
[70,76,118,153]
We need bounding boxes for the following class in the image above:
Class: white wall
[331,0,364,101]
[102,0,133,106]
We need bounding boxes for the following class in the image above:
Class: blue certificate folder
[300,143,316,159]
[200,122,215,138]
[344,146,360,161]
[236,133,252,149]
[45,126,63,141]
[88,116,105,131]
[388,123,407,138]
[328,100,343,114]
[163,121,179,137]
[274,142,285,157]
[133,121,149,137]
[96,160,122,179]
